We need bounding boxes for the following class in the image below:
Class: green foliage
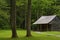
[0,0,60,29]
[0,0,10,29]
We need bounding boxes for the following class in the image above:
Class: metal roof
[33,15,56,24]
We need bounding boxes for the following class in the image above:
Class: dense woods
[0,0,60,30]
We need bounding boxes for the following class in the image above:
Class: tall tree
[10,0,18,38]
[26,0,32,37]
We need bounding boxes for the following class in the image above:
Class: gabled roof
[33,15,56,24]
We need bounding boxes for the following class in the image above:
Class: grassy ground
[0,30,60,40]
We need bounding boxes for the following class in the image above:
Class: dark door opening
[41,24,51,31]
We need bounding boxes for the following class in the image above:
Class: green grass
[0,30,60,40]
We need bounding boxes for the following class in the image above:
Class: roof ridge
[33,15,56,24]
[42,15,56,16]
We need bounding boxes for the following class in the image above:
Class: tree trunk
[10,0,18,38]
[26,0,32,37]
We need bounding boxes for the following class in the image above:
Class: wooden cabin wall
[50,17,60,31]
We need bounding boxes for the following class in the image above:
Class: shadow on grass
[0,36,59,40]
[0,36,42,40]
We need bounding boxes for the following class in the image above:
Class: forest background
[0,0,60,30]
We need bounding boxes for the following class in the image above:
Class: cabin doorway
[40,24,51,31]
